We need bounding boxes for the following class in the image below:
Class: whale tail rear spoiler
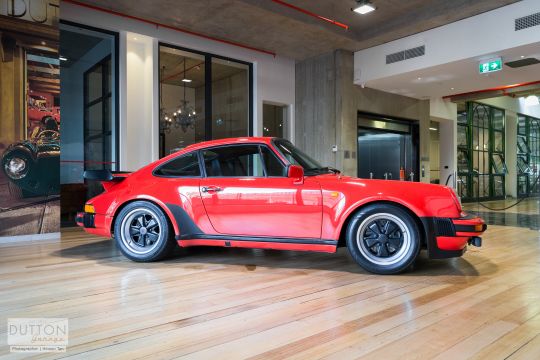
[83,170,131,191]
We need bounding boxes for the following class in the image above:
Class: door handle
[201,186,222,193]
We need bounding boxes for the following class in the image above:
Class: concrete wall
[296,50,431,181]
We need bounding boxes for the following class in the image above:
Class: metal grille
[435,218,455,236]
[405,45,425,60]
[386,51,405,64]
[515,12,540,31]
[386,45,425,64]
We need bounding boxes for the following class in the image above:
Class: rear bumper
[421,213,487,259]
[76,211,112,238]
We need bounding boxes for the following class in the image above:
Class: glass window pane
[261,146,285,176]
[457,149,469,172]
[492,109,504,130]
[493,131,503,152]
[517,155,530,174]
[159,46,206,157]
[457,175,469,198]
[457,125,467,147]
[86,67,102,103]
[154,152,201,177]
[263,103,286,138]
[493,175,504,197]
[212,57,249,139]
[518,115,527,135]
[491,153,507,174]
[203,146,263,177]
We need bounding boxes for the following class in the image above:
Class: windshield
[273,139,337,175]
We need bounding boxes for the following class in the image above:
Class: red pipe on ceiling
[62,0,276,57]
[443,80,540,99]
[271,0,349,30]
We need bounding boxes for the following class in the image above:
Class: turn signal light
[84,204,95,214]
[475,224,484,232]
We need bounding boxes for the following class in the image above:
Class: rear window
[154,152,201,177]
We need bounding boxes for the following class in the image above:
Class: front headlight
[4,157,28,180]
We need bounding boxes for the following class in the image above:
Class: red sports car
[76,137,486,274]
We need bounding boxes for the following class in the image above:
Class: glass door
[84,56,112,172]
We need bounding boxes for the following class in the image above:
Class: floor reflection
[468,210,539,230]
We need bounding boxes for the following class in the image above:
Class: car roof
[180,137,279,152]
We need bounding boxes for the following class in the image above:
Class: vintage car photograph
[77,137,486,274]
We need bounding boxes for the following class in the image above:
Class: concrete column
[505,111,518,198]
[438,118,457,188]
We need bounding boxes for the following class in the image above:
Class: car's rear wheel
[346,204,420,274]
[114,201,176,262]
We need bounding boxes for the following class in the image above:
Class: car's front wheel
[346,204,420,274]
[113,201,176,262]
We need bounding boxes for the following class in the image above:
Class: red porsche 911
[76,137,486,274]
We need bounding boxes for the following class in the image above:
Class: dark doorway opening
[357,113,419,181]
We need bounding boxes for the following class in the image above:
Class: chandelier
[159,60,197,133]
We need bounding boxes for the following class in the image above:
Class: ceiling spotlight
[524,95,539,106]
[520,55,525,58]
[59,56,68,61]
[181,78,192,83]
[352,0,375,14]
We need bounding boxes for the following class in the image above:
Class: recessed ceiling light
[352,0,375,14]
[429,127,437,131]
[450,87,455,90]
[59,56,68,61]
[417,77,422,80]
[41,41,46,46]
[181,78,192,83]
[521,55,525,58]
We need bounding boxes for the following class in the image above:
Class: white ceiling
[365,41,540,100]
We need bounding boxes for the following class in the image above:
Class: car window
[261,146,286,176]
[203,145,264,177]
[154,152,201,177]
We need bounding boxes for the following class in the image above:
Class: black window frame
[199,144,286,178]
[157,42,254,159]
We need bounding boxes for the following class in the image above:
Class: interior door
[199,144,322,238]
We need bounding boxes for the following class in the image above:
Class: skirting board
[0,232,60,244]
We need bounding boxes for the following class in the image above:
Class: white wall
[61,2,295,171]
[124,34,155,171]
[354,0,540,84]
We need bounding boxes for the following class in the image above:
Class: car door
[199,144,322,239]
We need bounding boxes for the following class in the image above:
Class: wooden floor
[1,199,539,359]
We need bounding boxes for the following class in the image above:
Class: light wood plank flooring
[0,201,539,359]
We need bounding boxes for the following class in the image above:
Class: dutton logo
[1,0,59,26]
[8,318,68,353]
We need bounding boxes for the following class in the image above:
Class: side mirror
[287,165,304,184]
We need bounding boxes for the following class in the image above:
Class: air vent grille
[386,45,425,64]
[515,12,540,31]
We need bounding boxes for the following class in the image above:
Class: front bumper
[421,213,487,259]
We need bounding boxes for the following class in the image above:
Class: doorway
[357,114,419,181]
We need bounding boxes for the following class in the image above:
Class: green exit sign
[479,58,502,73]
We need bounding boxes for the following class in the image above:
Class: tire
[113,201,176,262]
[346,203,421,275]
